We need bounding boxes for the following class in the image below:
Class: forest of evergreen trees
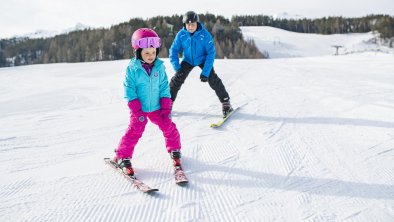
[0,14,264,67]
[1,14,393,67]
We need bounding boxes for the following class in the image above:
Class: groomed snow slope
[0,25,394,222]
[1,53,393,221]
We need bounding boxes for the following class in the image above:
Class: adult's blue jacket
[123,58,171,112]
[169,23,216,77]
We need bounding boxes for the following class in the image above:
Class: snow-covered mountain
[241,26,394,58]
[11,23,91,39]
[272,12,306,20]
[1,28,393,222]
[19,29,60,39]
[60,23,91,35]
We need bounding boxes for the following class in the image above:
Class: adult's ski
[210,107,240,128]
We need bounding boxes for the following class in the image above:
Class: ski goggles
[132,37,161,49]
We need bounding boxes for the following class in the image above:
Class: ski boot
[170,149,182,170]
[170,149,188,184]
[222,101,234,118]
[114,157,134,176]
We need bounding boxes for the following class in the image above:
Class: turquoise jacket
[169,23,216,77]
[123,58,171,112]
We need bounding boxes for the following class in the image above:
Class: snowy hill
[241,26,394,58]
[1,33,394,221]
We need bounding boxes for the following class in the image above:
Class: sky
[1,0,394,38]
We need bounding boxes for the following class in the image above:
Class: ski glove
[128,99,146,121]
[200,74,208,82]
[176,69,185,77]
[160,97,172,120]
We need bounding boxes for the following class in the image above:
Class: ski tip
[176,180,189,186]
[143,188,159,193]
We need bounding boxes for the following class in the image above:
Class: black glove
[176,70,184,77]
[200,74,208,82]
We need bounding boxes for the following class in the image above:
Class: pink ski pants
[116,110,181,159]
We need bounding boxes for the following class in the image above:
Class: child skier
[114,28,182,175]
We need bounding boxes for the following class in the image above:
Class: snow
[241,26,394,58]
[1,28,394,221]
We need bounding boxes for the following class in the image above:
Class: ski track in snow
[1,54,394,221]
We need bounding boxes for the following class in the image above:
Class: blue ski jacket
[169,23,216,77]
[123,58,171,112]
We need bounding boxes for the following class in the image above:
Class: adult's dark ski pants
[169,61,230,103]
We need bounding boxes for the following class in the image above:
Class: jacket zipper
[191,34,195,63]
[140,65,152,112]
[148,69,152,112]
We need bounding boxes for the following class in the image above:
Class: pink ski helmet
[131,28,161,50]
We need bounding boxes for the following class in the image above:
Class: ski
[104,158,158,193]
[210,107,240,128]
[174,165,189,185]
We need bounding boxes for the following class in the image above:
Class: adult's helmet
[131,28,161,50]
[182,11,199,24]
